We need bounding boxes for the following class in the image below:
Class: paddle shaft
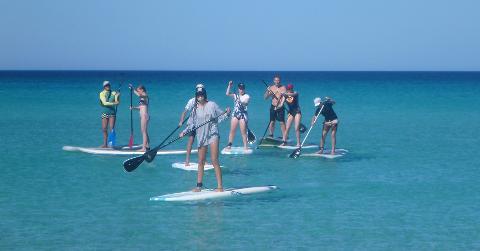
[130,88,133,134]
[299,105,324,148]
[148,111,226,155]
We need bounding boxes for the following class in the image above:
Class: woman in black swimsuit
[312,97,338,154]
[281,84,302,147]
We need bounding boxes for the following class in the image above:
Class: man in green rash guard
[99,81,120,148]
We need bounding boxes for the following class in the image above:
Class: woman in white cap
[312,97,338,154]
[180,87,230,192]
[225,80,250,150]
[178,83,205,166]
[129,84,150,151]
[99,81,120,148]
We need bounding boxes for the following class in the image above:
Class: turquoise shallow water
[1,71,480,250]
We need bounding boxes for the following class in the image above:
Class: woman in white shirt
[225,81,250,150]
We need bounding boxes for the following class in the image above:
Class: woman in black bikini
[281,84,302,147]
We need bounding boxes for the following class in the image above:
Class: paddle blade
[289,147,302,159]
[299,124,307,134]
[123,155,145,172]
[144,148,158,163]
[107,129,116,147]
[128,134,134,148]
[247,129,256,144]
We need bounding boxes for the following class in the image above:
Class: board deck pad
[63,146,198,156]
[258,137,292,147]
[276,144,317,150]
[150,185,278,202]
[221,147,253,155]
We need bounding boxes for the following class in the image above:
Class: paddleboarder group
[97,74,340,193]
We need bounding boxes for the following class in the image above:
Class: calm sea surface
[1,71,479,250]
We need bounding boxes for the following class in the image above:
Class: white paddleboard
[302,149,348,159]
[150,185,278,202]
[62,146,198,156]
[171,162,216,171]
[276,144,317,150]
[221,147,253,155]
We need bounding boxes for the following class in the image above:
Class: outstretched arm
[226,81,235,98]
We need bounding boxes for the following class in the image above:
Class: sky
[0,0,479,71]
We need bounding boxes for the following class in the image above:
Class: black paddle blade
[299,123,307,133]
[144,148,158,163]
[123,155,146,172]
[247,129,256,144]
[289,147,302,159]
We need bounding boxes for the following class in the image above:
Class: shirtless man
[263,75,286,138]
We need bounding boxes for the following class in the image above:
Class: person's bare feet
[215,187,224,192]
[99,145,108,148]
[192,187,201,192]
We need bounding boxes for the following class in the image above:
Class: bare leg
[268,120,275,137]
[209,138,223,191]
[109,116,116,132]
[330,123,338,154]
[185,135,194,166]
[238,119,248,149]
[317,123,331,154]
[294,113,302,147]
[194,145,207,192]
[227,117,239,148]
[140,115,150,151]
[280,121,286,140]
[101,118,108,148]
[282,115,293,145]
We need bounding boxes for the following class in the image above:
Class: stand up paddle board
[171,162,217,171]
[150,185,278,202]
[276,144,317,150]
[302,149,348,159]
[63,146,198,156]
[258,137,291,147]
[221,147,253,155]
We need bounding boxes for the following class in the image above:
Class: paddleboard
[171,162,216,171]
[258,137,287,147]
[62,146,198,156]
[150,185,278,202]
[221,147,253,155]
[302,149,349,159]
[276,144,317,150]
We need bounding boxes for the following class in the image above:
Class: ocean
[1,71,479,250]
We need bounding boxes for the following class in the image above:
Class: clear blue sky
[1,0,479,71]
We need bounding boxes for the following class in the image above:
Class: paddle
[128,86,134,148]
[289,104,324,159]
[144,114,191,163]
[261,80,307,133]
[123,110,228,172]
[107,83,122,147]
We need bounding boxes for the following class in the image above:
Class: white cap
[196,83,205,89]
[103,80,111,87]
[314,97,321,107]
